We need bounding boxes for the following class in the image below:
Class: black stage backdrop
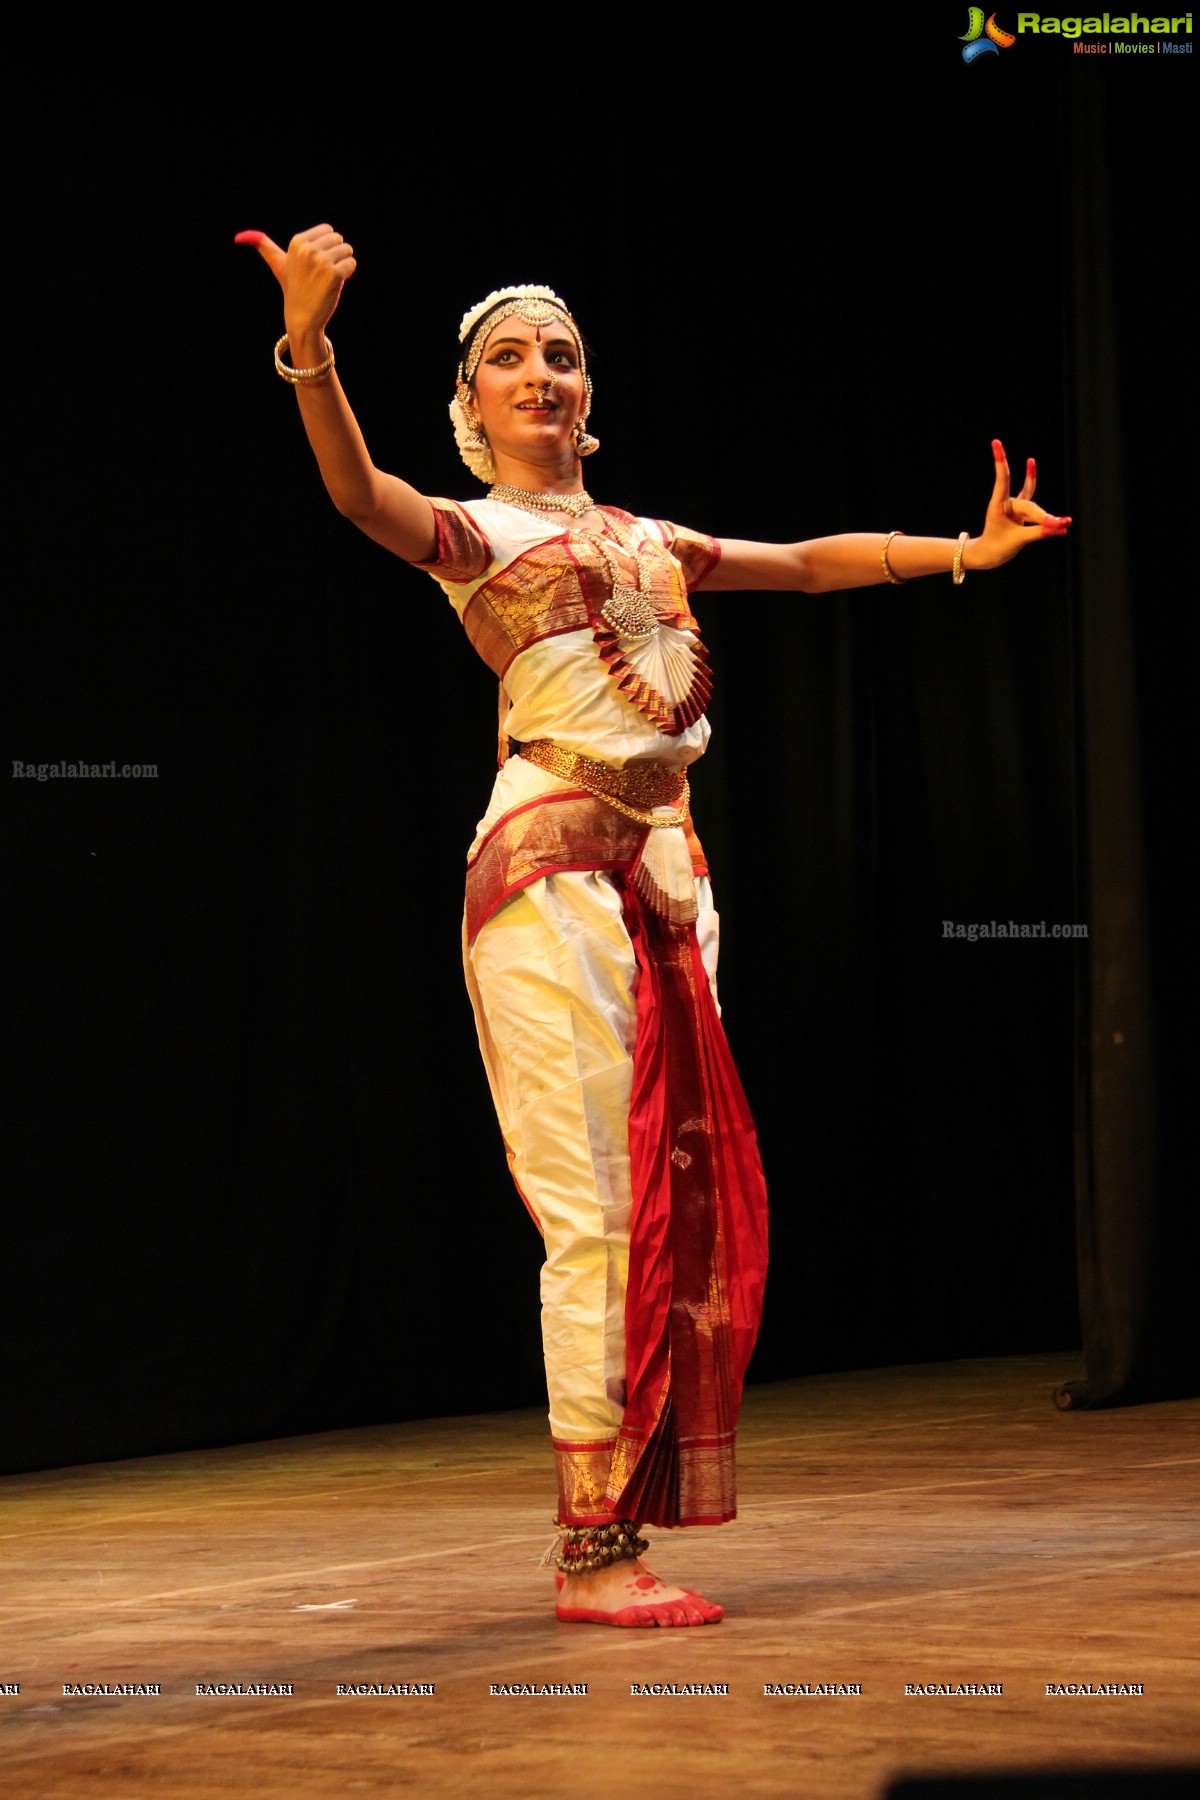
[6,25,1190,1474]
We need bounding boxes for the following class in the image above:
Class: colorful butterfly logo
[960,8,1016,61]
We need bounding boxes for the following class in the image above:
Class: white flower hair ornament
[450,285,598,483]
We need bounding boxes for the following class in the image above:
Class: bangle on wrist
[952,532,969,585]
[881,530,906,586]
[274,333,335,385]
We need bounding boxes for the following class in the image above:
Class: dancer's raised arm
[235,225,437,562]
[697,441,1070,592]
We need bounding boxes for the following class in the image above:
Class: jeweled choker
[489,483,595,518]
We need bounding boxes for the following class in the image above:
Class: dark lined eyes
[487,348,578,368]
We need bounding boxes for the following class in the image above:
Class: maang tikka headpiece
[449,285,599,482]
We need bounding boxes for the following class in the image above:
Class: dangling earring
[575,414,599,457]
[456,381,487,448]
[450,379,497,481]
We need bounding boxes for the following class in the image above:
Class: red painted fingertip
[992,437,1007,461]
[234,230,265,245]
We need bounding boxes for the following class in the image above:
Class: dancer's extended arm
[235,225,437,562]
[698,443,1070,592]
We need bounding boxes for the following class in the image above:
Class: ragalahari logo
[960,8,1017,59]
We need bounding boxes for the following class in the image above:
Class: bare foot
[556,1557,723,1627]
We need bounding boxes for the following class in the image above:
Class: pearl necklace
[489,482,595,518]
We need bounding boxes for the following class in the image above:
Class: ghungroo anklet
[554,1518,649,1575]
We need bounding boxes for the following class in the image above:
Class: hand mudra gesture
[972,438,1071,569]
[235,224,357,344]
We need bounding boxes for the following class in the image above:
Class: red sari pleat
[604,879,769,1527]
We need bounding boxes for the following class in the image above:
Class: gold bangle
[881,530,906,586]
[274,333,335,385]
[952,532,969,585]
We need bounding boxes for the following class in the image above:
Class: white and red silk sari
[417,498,768,1528]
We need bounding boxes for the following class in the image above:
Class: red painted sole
[555,1600,723,1627]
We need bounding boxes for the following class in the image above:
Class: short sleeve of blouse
[410,498,493,584]
[647,520,721,592]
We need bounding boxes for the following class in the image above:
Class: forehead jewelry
[457,287,588,390]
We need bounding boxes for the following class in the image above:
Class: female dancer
[236,222,1070,1629]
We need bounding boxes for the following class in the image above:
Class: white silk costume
[416,497,768,1528]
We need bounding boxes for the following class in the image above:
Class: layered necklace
[589,515,660,643]
[489,483,659,642]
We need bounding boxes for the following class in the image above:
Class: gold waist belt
[516,739,689,828]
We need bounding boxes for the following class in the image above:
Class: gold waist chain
[516,740,690,828]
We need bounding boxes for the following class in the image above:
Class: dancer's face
[470,315,586,463]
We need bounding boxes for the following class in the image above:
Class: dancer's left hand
[968,440,1071,569]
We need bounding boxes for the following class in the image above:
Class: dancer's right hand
[234,224,356,342]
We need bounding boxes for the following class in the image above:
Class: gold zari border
[552,1439,619,1524]
[465,793,707,945]
[554,1432,738,1528]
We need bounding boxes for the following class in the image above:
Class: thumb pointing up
[234,230,287,284]
[233,225,355,337]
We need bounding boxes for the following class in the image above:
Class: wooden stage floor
[2,1353,1197,1799]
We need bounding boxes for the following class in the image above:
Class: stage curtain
[1054,79,1194,1412]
